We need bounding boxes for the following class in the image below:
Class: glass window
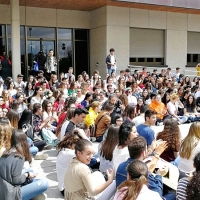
[0,38,5,55]
[27,27,55,38]
[7,25,25,37]
[0,25,5,37]
[75,29,88,40]
[193,54,198,62]
[58,40,72,73]
[57,28,72,40]
[7,25,11,37]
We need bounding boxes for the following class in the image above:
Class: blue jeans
[21,179,49,200]
[27,137,38,156]
[170,155,180,167]
[107,68,116,76]
[188,116,200,122]
[177,116,187,124]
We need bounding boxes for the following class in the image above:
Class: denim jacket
[116,158,163,197]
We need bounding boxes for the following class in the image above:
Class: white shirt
[56,148,75,191]
[112,146,129,172]
[98,143,114,173]
[60,120,70,141]
[76,95,85,104]
[110,54,116,70]
[50,57,55,71]
[114,185,162,200]
[179,139,200,173]
[167,101,178,115]
[127,95,137,106]
[195,91,200,99]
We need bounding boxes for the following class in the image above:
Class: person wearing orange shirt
[149,94,170,125]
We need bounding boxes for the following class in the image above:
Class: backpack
[41,128,58,147]
[90,113,108,137]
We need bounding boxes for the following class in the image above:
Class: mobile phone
[22,124,27,130]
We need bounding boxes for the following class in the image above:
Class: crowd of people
[0,62,200,200]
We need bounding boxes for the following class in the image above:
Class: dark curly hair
[156,119,181,152]
[186,152,200,200]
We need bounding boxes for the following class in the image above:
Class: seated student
[149,94,170,124]
[167,93,187,124]
[177,152,200,200]
[56,132,81,195]
[95,103,114,142]
[64,139,114,199]
[114,160,162,200]
[116,136,167,197]
[184,94,200,122]
[0,117,12,157]
[137,110,157,147]
[98,125,119,174]
[156,119,181,167]
[112,122,139,171]
[0,129,48,200]
[179,123,200,178]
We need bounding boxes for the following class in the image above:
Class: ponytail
[117,175,147,200]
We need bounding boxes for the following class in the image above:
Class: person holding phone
[0,129,48,200]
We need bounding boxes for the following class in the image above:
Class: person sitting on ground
[84,101,101,128]
[56,132,82,195]
[95,103,114,142]
[98,125,119,174]
[167,93,187,124]
[156,119,181,167]
[149,94,170,124]
[184,94,200,122]
[64,107,88,136]
[0,117,12,157]
[136,110,157,147]
[112,122,139,171]
[177,152,200,200]
[116,136,168,197]
[179,122,200,179]
[64,139,114,200]
[114,160,163,200]
[0,129,49,200]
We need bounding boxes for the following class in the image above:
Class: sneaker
[34,154,48,160]
[43,144,53,150]
[32,193,47,200]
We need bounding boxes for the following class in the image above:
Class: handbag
[90,113,108,137]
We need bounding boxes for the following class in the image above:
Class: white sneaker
[31,193,47,200]
[34,154,48,160]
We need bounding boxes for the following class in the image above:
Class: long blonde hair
[180,122,200,159]
[117,160,148,200]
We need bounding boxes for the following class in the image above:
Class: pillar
[10,0,21,79]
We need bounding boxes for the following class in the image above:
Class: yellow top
[84,107,98,128]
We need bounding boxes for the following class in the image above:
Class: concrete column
[10,0,21,79]
[165,30,187,72]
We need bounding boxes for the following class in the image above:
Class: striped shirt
[176,177,189,200]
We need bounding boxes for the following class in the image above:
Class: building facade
[1,0,200,79]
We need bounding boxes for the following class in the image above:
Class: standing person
[136,110,157,147]
[106,48,116,75]
[64,139,114,200]
[45,49,57,75]
[1,56,12,80]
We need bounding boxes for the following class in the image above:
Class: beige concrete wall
[0,5,90,28]
[90,26,107,76]
[165,30,187,69]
